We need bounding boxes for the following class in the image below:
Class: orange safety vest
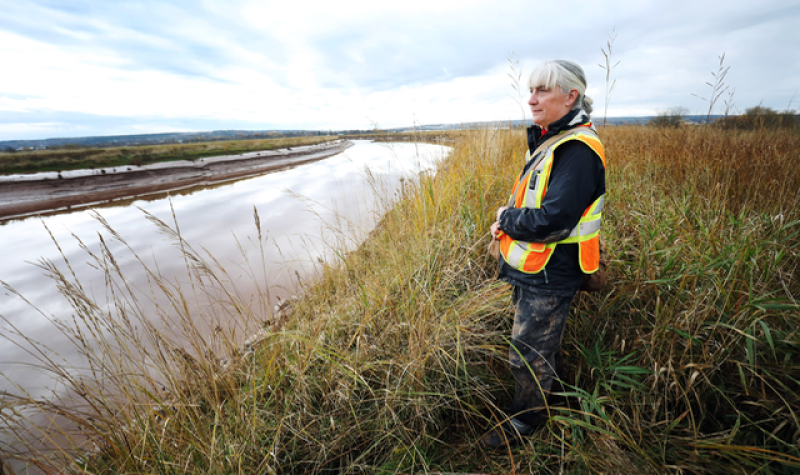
[499,128,606,274]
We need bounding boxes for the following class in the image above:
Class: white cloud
[0,122,77,134]
[1,0,799,140]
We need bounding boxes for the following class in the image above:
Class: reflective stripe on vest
[500,128,606,275]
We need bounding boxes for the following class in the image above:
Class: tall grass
[569,126,800,473]
[1,125,799,474]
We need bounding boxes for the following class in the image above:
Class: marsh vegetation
[1,125,799,474]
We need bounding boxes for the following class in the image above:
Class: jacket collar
[527,109,593,153]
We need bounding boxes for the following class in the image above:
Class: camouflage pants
[508,287,576,426]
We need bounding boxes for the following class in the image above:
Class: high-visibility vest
[499,128,606,274]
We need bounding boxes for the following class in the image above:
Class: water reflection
[0,139,446,399]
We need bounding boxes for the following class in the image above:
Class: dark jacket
[497,109,606,293]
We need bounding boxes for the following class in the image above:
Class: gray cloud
[1,0,799,140]
[0,110,295,141]
[1,0,286,81]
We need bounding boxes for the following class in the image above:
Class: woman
[484,60,606,449]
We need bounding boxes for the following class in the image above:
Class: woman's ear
[566,89,579,108]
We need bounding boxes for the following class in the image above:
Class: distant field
[0,136,339,175]
[344,130,467,142]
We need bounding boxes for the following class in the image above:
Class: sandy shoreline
[0,140,352,221]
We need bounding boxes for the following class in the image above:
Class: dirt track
[0,140,352,221]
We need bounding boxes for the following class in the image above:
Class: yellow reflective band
[566,216,602,239]
[506,241,527,269]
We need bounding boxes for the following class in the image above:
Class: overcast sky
[1,0,799,141]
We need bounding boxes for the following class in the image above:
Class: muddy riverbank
[0,140,352,220]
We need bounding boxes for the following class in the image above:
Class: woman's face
[528,86,577,129]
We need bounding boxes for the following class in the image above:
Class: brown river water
[0,140,448,473]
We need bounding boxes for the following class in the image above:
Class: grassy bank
[1,126,799,474]
[0,136,338,174]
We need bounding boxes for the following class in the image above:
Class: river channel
[0,141,447,455]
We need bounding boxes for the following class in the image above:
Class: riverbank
[0,140,352,220]
[0,136,340,174]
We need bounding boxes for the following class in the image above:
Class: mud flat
[0,140,352,220]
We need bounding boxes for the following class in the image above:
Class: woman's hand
[491,221,503,239]
[496,206,507,221]
[491,206,507,239]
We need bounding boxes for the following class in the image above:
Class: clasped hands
[490,206,507,240]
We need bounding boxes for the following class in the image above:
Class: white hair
[528,60,594,115]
